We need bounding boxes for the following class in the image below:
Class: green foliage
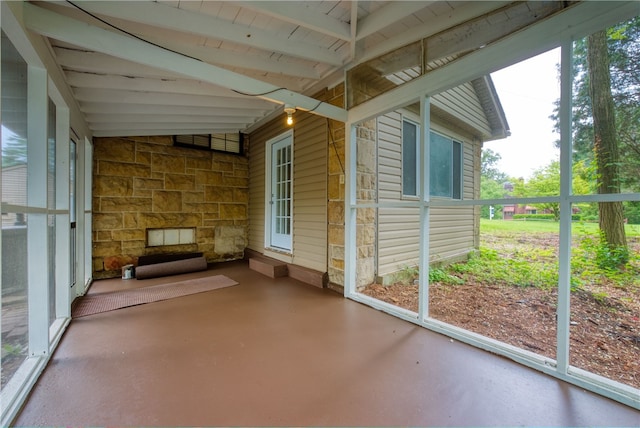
[512,214,582,221]
[392,265,419,285]
[429,221,640,292]
[1,132,27,168]
[2,343,23,357]
[591,291,610,306]
[514,160,591,220]
[480,218,640,237]
[481,148,508,182]
[574,226,630,270]
[480,148,510,219]
[446,247,559,290]
[624,201,640,224]
[393,264,463,285]
[429,267,463,285]
[513,214,555,221]
[561,16,640,193]
[571,228,638,288]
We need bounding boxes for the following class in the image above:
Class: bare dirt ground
[362,236,640,390]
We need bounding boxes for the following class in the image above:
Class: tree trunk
[587,30,628,259]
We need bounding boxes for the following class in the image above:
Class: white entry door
[267,133,293,251]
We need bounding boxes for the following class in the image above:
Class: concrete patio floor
[13,260,640,426]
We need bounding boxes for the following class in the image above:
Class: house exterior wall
[325,85,347,291]
[92,136,248,279]
[292,114,328,271]
[376,108,481,282]
[247,111,328,272]
[431,81,492,137]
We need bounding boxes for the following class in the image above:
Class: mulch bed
[362,280,640,389]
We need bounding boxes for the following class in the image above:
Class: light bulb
[284,105,296,126]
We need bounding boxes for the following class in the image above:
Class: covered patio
[14,261,639,426]
[2,1,640,424]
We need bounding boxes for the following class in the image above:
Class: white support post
[344,122,357,296]
[27,66,49,357]
[0,20,3,366]
[54,102,71,320]
[81,137,93,294]
[418,96,431,320]
[556,40,574,374]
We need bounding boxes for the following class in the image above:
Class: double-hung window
[429,130,462,199]
[402,118,462,199]
[402,119,420,197]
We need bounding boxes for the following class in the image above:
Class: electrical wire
[231,88,287,97]
[66,0,202,62]
[306,100,324,113]
[66,0,329,115]
[328,120,345,174]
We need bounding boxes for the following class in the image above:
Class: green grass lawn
[444,219,640,290]
[480,219,640,237]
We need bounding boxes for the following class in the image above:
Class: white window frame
[1,5,72,424]
[402,116,463,200]
[264,130,294,254]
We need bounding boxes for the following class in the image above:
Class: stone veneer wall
[324,84,347,292]
[355,119,377,289]
[324,84,376,292]
[92,136,248,279]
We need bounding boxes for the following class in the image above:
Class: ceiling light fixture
[284,104,296,126]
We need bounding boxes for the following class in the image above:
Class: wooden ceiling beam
[24,3,347,122]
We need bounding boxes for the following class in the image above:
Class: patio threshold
[13,260,639,426]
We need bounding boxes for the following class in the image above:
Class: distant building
[502,204,538,220]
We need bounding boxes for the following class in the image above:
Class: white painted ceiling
[24,0,516,137]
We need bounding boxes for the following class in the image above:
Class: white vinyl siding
[291,114,327,271]
[431,81,492,138]
[377,111,478,280]
[248,113,327,272]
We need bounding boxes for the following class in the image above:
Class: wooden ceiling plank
[92,128,244,137]
[240,1,351,41]
[357,1,509,64]
[59,0,344,66]
[356,1,434,41]
[54,48,183,79]
[55,43,320,80]
[89,120,252,130]
[24,3,347,122]
[350,0,358,61]
[78,102,269,117]
[85,113,256,124]
[72,88,275,110]
[64,71,250,98]
[141,37,322,79]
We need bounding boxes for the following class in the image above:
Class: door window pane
[430,132,453,197]
[402,119,418,197]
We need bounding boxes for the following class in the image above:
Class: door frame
[264,130,294,253]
